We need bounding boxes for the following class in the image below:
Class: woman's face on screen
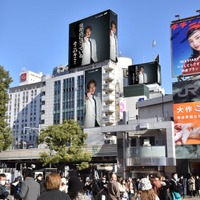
[188,29,200,52]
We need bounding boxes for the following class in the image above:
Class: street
[184,197,200,200]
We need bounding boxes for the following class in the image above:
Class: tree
[0,65,13,151]
[38,120,91,170]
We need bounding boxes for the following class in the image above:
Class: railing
[0,144,117,160]
[126,146,174,166]
[128,146,166,157]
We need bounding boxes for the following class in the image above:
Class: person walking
[36,173,46,194]
[170,173,182,200]
[188,175,196,198]
[195,175,200,197]
[107,173,120,200]
[14,168,40,200]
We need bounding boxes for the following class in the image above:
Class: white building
[19,70,43,86]
[6,71,43,149]
[7,58,133,149]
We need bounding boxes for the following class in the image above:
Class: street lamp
[23,126,40,148]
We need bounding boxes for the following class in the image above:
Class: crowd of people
[0,169,200,200]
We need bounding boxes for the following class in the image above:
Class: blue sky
[0,0,199,94]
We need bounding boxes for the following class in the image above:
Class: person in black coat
[196,175,200,197]
[38,173,70,200]
[10,176,22,200]
[36,174,46,194]
[170,173,182,199]
[152,175,171,200]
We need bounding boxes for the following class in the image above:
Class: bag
[172,191,182,200]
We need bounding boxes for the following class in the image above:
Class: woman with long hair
[182,23,200,75]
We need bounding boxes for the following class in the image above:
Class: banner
[84,68,102,128]
[128,61,161,85]
[69,10,118,68]
[173,102,200,145]
[173,79,200,104]
[171,16,200,77]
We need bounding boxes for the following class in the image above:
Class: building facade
[7,58,132,149]
[6,79,43,149]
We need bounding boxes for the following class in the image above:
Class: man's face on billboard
[88,83,96,95]
[140,67,144,73]
[111,23,116,34]
[85,28,92,38]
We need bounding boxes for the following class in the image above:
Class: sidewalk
[183,196,199,200]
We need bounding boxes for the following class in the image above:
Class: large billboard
[84,67,102,128]
[171,15,200,77]
[69,10,118,68]
[128,61,161,85]
[173,102,200,145]
[173,79,200,104]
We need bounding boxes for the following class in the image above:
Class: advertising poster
[171,16,200,77]
[20,72,27,82]
[69,10,118,68]
[173,79,200,104]
[119,98,126,120]
[84,67,102,128]
[173,102,200,145]
[128,61,161,85]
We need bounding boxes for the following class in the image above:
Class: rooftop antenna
[196,9,200,15]
[152,40,156,60]
[175,14,181,20]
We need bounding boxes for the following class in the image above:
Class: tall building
[6,71,43,149]
[19,70,43,86]
[41,58,132,127]
[7,58,132,149]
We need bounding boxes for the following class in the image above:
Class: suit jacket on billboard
[138,72,147,84]
[110,31,118,62]
[84,94,102,128]
[81,37,98,66]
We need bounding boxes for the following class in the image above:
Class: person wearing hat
[138,177,160,200]
[182,22,200,76]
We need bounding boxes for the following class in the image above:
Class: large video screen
[173,102,200,145]
[128,61,161,85]
[84,67,102,128]
[69,10,118,68]
[171,16,200,77]
[173,79,200,104]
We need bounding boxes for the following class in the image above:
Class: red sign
[20,73,27,82]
